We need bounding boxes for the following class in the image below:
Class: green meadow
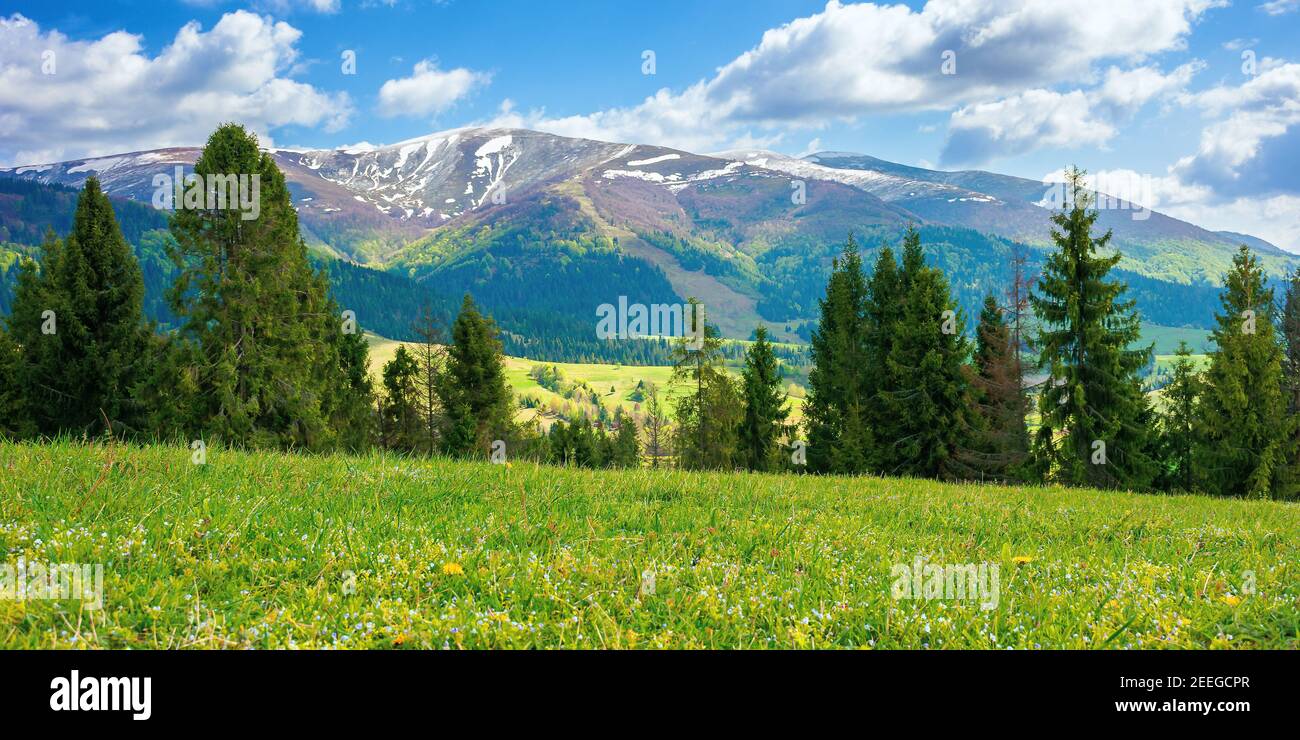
[1,440,1295,649]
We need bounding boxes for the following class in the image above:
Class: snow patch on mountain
[627,153,680,166]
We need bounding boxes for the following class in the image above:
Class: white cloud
[487,0,1219,154]
[1174,63,1300,198]
[1165,194,1300,252]
[1258,0,1300,15]
[377,59,488,118]
[181,0,341,13]
[1093,62,1202,117]
[940,63,1200,165]
[0,11,352,166]
[944,90,1115,164]
[1035,166,1300,253]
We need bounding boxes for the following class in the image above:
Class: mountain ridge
[2,126,1294,343]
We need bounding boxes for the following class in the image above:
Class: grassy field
[1,440,1296,649]
[365,333,806,427]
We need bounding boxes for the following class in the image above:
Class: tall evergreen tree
[167,124,350,449]
[1196,246,1295,498]
[803,237,870,473]
[1156,342,1201,492]
[739,325,790,471]
[642,381,670,467]
[436,294,514,457]
[329,324,376,453]
[379,345,421,451]
[862,241,905,471]
[955,293,1029,481]
[412,305,446,454]
[671,299,741,470]
[610,408,641,468]
[1029,167,1156,490]
[6,179,149,436]
[878,227,974,478]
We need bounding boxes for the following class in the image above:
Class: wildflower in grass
[1012,556,1034,565]
[442,562,465,576]
[1220,594,1241,607]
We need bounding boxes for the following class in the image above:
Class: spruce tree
[803,237,870,473]
[379,345,421,451]
[0,324,32,438]
[1196,246,1295,498]
[611,408,640,468]
[955,293,1029,481]
[167,124,346,449]
[329,325,376,453]
[7,180,149,436]
[1029,167,1156,490]
[862,242,904,470]
[2,236,59,438]
[412,305,446,454]
[739,325,790,471]
[670,299,741,470]
[436,294,514,457]
[879,227,974,478]
[1156,342,1200,492]
[1280,266,1300,416]
[642,381,670,467]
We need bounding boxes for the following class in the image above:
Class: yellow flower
[392,634,408,646]
[1012,555,1034,565]
[1220,594,1241,607]
[442,562,465,576]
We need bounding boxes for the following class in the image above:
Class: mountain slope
[2,127,1293,343]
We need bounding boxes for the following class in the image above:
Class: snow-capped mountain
[1,127,1289,340]
[3,126,1275,261]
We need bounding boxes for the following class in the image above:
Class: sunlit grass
[1,439,1294,649]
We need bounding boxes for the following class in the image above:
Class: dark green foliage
[547,416,602,467]
[5,179,150,437]
[166,124,366,450]
[1155,342,1201,492]
[877,227,974,478]
[379,346,422,451]
[1029,168,1157,490]
[803,237,870,473]
[671,299,742,470]
[0,323,31,438]
[739,325,790,471]
[1196,246,1295,498]
[437,294,514,457]
[610,408,640,468]
[1280,266,1300,417]
[329,325,377,453]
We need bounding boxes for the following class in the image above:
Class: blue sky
[2,0,1298,248]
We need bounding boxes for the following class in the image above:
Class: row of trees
[0,122,795,473]
[0,132,1294,499]
[802,167,1296,499]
